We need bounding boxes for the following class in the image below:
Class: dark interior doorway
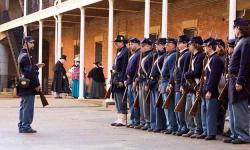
[95,42,102,63]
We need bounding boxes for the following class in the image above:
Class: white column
[78,7,85,99]
[39,0,43,10]
[38,20,43,87]
[23,25,27,37]
[57,14,62,60]
[24,0,27,16]
[162,0,168,38]
[107,0,114,80]
[54,16,58,63]
[5,0,9,10]
[229,0,236,39]
[144,0,150,38]
[23,0,27,36]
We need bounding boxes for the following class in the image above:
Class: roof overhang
[0,0,103,32]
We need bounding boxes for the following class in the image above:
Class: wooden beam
[128,0,162,4]
[44,20,80,24]
[86,6,140,13]
[64,13,108,18]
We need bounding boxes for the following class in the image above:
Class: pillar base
[78,97,85,100]
[104,98,115,108]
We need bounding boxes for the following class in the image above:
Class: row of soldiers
[109,18,250,144]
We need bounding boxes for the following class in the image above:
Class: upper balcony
[0,0,69,24]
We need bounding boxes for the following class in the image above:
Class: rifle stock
[39,91,49,107]
[218,81,228,101]
[162,87,173,109]
[133,93,139,108]
[155,93,163,108]
[218,81,229,111]
[187,79,197,90]
[174,90,187,112]
[104,86,111,99]
[145,89,151,104]
[122,86,128,103]
[189,93,201,116]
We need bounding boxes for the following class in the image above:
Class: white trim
[0,0,102,33]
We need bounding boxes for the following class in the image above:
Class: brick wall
[47,0,229,88]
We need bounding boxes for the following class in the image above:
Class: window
[236,9,250,20]
[149,33,158,43]
[74,45,79,56]
[183,27,197,37]
[95,42,102,63]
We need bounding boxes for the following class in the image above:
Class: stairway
[1,10,23,76]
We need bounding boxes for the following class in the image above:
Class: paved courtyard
[0,97,249,150]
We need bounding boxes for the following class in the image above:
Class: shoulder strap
[17,53,28,77]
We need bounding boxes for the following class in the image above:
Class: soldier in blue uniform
[124,38,141,128]
[110,35,129,127]
[223,18,250,144]
[18,36,43,133]
[147,38,167,132]
[215,38,228,135]
[199,38,224,140]
[183,36,205,138]
[227,39,235,58]
[161,38,178,134]
[173,35,190,136]
[221,39,235,138]
[134,38,155,130]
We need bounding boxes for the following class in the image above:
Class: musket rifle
[189,55,208,116]
[162,50,180,109]
[174,53,193,112]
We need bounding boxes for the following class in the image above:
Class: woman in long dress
[69,57,80,98]
[87,62,106,99]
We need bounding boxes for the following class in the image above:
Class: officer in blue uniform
[183,36,205,138]
[147,38,167,132]
[124,38,141,128]
[134,38,155,130]
[199,38,224,140]
[223,18,250,144]
[110,35,129,127]
[173,35,190,136]
[161,38,178,134]
[18,36,42,133]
